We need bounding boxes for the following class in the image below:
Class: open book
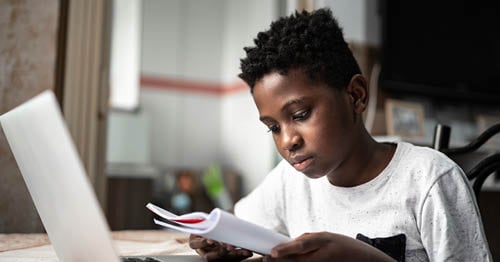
[146,203,290,255]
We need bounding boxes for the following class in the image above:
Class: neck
[326,129,395,187]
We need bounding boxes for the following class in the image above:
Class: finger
[203,248,227,261]
[195,245,225,257]
[189,237,207,249]
[189,234,203,249]
[271,241,305,258]
[224,244,235,251]
[226,248,253,258]
[194,248,205,256]
[203,248,253,262]
[294,232,330,252]
[271,233,328,257]
[189,234,202,242]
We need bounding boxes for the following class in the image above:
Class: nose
[281,127,303,152]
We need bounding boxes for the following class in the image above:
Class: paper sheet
[146,203,290,255]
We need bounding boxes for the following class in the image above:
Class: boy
[189,8,491,261]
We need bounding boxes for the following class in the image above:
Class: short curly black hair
[239,8,361,93]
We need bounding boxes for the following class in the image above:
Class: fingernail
[271,250,278,257]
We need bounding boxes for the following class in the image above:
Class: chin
[301,170,325,179]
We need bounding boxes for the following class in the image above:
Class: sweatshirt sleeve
[419,166,492,261]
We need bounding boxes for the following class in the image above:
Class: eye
[267,124,280,134]
[292,110,310,121]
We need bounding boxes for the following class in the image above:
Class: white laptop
[0,90,201,262]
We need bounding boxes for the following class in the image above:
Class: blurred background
[1,3,499,257]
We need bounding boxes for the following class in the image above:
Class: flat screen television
[378,0,500,104]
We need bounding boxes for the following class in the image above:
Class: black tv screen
[379,0,500,104]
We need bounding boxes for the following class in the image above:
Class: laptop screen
[0,90,120,261]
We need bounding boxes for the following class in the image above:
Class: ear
[346,74,369,113]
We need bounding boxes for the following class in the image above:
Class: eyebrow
[259,96,310,122]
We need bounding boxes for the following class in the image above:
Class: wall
[220,0,278,193]
[321,0,380,46]
[0,0,60,233]
[138,0,225,172]
[107,110,151,164]
[117,0,279,195]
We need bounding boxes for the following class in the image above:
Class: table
[0,230,197,261]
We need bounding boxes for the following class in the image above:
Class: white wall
[106,110,150,164]
[220,0,277,82]
[141,0,225,82]
[220,0,278,193]
[140,0,225,170]
[140,0,182,76]
[321,0,380,46]
[139,89,222,168]
[137,0,278,193]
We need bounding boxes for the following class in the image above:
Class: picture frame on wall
[385,99,425,138]
[476,114,500,147]
[477,114,500,131]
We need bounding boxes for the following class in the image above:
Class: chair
[432,123,500,201]
[432,122,500,261]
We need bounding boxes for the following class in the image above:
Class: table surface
[0,230,198,261]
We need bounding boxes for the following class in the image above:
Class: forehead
[252,70,336,112]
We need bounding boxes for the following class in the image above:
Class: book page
[146,203,290,255]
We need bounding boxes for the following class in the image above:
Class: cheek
[309,110,337,137]
[308,125,335,151]
[272,136,286,156]
[306,115,347,152]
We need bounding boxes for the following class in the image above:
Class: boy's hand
[263,232,396,262]
[189,234,253,261]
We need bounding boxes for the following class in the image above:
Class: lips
[291,155,313,171]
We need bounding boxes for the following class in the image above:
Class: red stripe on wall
[140,75,249,95]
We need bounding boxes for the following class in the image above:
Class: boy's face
[253,69,360,179]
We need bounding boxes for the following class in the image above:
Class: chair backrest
[432,123,500,201]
